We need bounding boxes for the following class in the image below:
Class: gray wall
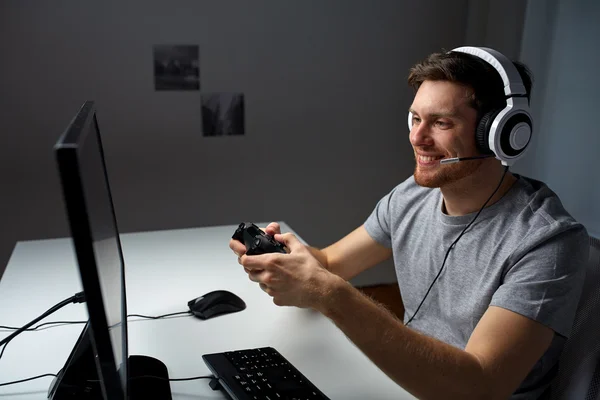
[516,0,600,239]
[465,0,527,60]
[1,0,527,283]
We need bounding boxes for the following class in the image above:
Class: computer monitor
[49,101,171,400]
[49,101,128,400]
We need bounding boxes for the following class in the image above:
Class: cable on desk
[0,373,57,387]
[127,311,192,320]
[0,293,85,365]
[0,291,85,347]
[0,341,8,361]
[0,311,191,362]
[87,374,214,383]
[153,375,213,382]
[0,357,211,389]
[1,311,193,332]
[0,373,214,387]
[0,309,195,384]
[0,320,87,331]
[0,370,213,388]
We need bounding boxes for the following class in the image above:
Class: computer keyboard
[202,346,330,400]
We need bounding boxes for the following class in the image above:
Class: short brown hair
[407,50,533,119]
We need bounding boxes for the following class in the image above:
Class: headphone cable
[405,166,509,326]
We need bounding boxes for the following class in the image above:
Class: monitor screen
[54,101,128,399]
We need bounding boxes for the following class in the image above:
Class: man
[230,48,588,399]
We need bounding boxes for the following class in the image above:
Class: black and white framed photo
[201,93,245,136]
[153,45,200,91]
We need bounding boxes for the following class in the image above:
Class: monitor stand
[48,324,172,400]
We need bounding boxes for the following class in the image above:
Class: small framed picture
[153,45,200,91]
[201,93,245,136]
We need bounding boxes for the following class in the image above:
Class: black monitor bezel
[53,101,128,400]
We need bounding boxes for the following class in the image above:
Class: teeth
[419,155,442,162]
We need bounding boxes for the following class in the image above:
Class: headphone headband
[450,46,526,98]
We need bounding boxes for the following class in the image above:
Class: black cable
[0,311,191,361]
[0,294,194,388]
[1,311,192,332]
[128,311,192,320]
[0,373,57,387]
[0,373,213,388]
[90,374,213,382]
[0,371,212,388]
[0,292,85,347]
[0,311,191,359]
[0,320,87,331]
[405,166,509,326]
[165,375,213,382]
[0,340,8,361]
[0,344,210,388]
[0,310,193,381]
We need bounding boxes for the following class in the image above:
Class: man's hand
[229,222,281,273]
[239,232,339,309]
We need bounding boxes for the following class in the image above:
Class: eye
[435,120,451,129]
[412,116,421,125]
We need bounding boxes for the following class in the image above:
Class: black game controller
[232,222,287,255]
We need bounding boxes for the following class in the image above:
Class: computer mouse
[187,290,246,320]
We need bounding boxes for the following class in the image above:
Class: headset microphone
[439,155,495,164]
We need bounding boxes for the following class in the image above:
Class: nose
[409,120,433,147]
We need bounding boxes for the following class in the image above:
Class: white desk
[0,222,414,399]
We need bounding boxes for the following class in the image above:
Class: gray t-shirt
[364,174,588,399]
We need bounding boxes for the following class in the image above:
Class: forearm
[307,246,357,281]
[318,277,491,400]
[357,283,405,321]
[307,246,328,270]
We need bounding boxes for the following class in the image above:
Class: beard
[413,158,484,188]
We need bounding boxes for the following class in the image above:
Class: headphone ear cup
[476,111,497,155]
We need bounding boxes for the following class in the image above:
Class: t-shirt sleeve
[363,188,396,248]
[490,223,589,338]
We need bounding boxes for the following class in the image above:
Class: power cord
[95,374,213,382]
[405,166,509,326]
[0,373,213,388]
[1,311,192,332]
[0,309,195,386]
[0,320,86,331]
[0,373,58,387]
[0,311,192,361]
[0,292,85,348]
[0,292,86,363]
[127,311,191,320]
[0,341,7,361]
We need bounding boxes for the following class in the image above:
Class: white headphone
[408,46,533,166]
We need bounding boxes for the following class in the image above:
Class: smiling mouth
[417,155,444,162]
[416,154,447,166]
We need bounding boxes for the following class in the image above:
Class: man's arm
[358,283,405,321]
[230,223,392,281]
[308,225,393,280]
[310,227,405,319]
[318,277,554,400]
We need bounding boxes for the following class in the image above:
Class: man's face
[409,80,481,188]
